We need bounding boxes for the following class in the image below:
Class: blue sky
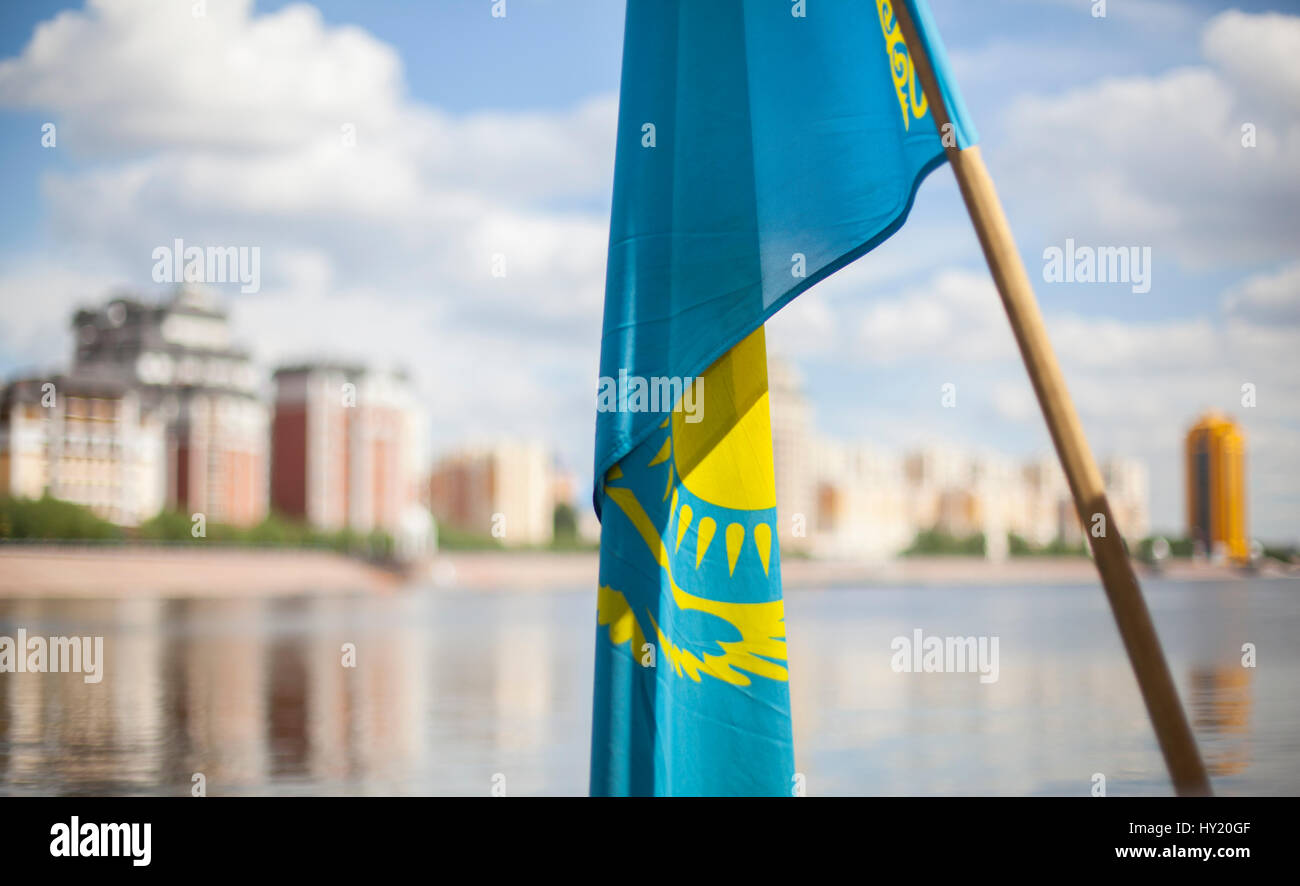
[0,0,1297,539]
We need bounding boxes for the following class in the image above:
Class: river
[0,577,1294,795]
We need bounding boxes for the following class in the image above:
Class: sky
[0,0,1297,540]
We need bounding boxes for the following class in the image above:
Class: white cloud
[0,264,127,372]
[1202,11,1300,118]
[855,269,1017,365]
[765,288,838,359]
[990,381,1036,423]
[0,0,617,476]
[1223,261,1300,326]
[995,10,1300,269]
[0,1,405,153]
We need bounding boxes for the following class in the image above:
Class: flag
[591,0,976,796]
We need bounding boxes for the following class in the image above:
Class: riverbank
[0,545,402,597]
[1,543,1292,597]
[427,550,1294,591]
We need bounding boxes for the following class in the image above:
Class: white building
[70,286,269,525]
[765,357,1151,560]
[807,441,914,561]
[768,358,816,554]
[1100,456,1151,541]
[0,375,166,526]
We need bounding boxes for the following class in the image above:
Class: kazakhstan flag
[591,0,976,796]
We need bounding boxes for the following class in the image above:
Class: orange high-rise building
[1185,413,1247,562]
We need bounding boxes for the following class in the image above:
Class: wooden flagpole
[893,3,1212,796]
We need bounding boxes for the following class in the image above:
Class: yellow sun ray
[647,437,671,467]
[753,522,772,576]
[601,485,788,686]
[696,517,716,568]
[725,522,744,576]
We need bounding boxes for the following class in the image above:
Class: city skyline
[0,286,432,548]
[5,283,1271,552]
[0,0,1295,540]
[769,357,1152,561]
[5,283,1279,558]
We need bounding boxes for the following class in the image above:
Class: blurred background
[0,0,1297,795]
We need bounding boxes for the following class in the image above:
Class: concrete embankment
[0,545,1290,597]
[0,545,401,597]
[423,551,1288,591]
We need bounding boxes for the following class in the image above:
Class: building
[807,441,914,560]
[1101,456,1151,542]
[1185,412,1247,562]
[768,358,817,554]
[764,356,1151,559]
[1021,456,1072,546]
[270,363,426,534]
[1025,455,1151,548]
[70,286,268,525]
[429,441,555,546]
[904,446,973,535]
[551,463,578,513]
[0,374,166,525]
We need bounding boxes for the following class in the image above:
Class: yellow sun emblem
[597,328,788,686]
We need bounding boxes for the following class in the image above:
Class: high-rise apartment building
[70,286,268,525]
[429,441,555,546]
[1101,456,1151,542]
[1185,412,1247,562]
[764,356,1151,559]
[270,364,426,533]
[768,358,816,554]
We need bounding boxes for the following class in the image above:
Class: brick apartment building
[270,363,425,533]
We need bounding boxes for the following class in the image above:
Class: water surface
[0,578,1294,795]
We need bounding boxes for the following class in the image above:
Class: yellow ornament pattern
[596,327,788,687]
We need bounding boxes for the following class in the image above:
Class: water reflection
[0,579,1295,795]
[1188,666,1253,778]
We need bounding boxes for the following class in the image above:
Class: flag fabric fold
[591,0,976,796]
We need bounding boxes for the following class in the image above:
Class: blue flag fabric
[591,0,976,796]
